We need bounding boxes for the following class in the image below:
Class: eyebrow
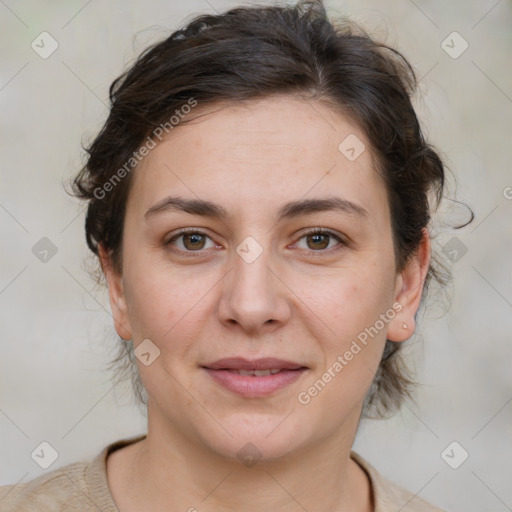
[144,195,368,221]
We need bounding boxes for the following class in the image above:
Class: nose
[217,244,291,334]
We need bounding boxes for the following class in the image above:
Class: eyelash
[165,228,346,257]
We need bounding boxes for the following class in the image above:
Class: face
[101,95,429,461]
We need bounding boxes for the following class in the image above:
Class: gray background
[1,1,511,511]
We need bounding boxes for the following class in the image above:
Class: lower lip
[203,368,307,397]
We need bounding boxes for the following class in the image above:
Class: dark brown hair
[71,0,470,418]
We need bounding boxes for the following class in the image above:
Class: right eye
[165,229,220,255]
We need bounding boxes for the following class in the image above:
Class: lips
[225,368,282,376]
[203,357,305,371]
[202,357,308,397]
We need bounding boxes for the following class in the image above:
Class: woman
[0,1,458,510]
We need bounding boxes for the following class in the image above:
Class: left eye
[295,230,343,251]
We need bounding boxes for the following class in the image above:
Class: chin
[194,411,314,465]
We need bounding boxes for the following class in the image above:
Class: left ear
[386,227,431,342]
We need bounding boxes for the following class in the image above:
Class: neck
[116,409,373,512]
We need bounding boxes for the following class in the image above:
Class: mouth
[202,357,308,397]
[221,368,287,376]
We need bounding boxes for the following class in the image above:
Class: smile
[202,357,308,397]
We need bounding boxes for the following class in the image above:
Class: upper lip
[203,357,306,371]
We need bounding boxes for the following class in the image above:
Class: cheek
[297,276,392,409]
[122,257,225,376]
[300,265,393,346]
[122,256,202,340]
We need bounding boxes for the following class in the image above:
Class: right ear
[98,243,132,340]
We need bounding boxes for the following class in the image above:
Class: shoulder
[350,451,448,512]
[0,435,145,512]
[0,460,96,511]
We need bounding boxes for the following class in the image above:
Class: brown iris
[182,233,206,250]
[306,233,330,250]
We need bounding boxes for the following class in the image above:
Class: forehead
[127,95,389,222]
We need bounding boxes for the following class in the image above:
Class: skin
[100,95,430,512]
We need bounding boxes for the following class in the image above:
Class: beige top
[0,434,446,511]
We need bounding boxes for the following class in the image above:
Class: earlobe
[98,244,132,340]
[387,228,431,342]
